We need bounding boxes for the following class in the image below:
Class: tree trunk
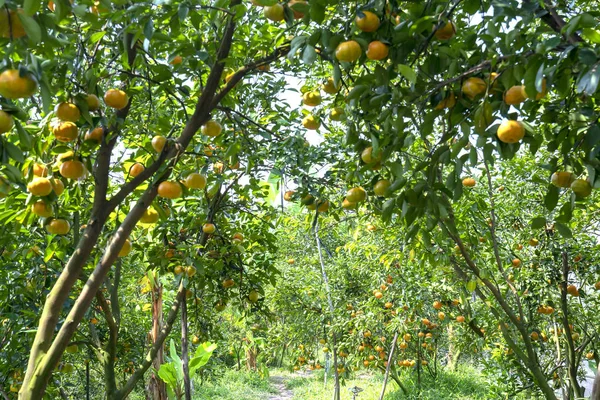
[313,218,340,400]
[378,332,398,400]
[591,369,600,400]
[246,348,257,370]
[278,343,287,368]
[147,283,167,400]
[559,252,583,399]
[181,297,191,400]
[446,325,461,371]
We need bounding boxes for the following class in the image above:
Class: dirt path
[268,375,294,400]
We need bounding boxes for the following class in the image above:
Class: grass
[129,363,534,399]
[193,368,277,400]
[272,365,499,400]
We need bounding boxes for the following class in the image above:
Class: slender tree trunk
[592,369,600,400]
[313,217,340,400]
[559,251,583,399]
[378,332,398,400]
[181,297,191,400]
[278,343,287,368]
[447,325,461,371]
[388,372,408,395]
[417,336,422,393]
[86,360,90,400]
[112,284,186,400]
[147,284,167,400]
[442,220,558,400]
[246,348,257,370]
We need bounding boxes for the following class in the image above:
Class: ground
[192,365,505,400]
[268,375,294,400]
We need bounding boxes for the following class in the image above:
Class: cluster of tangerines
[292,343,323,371]
[451,76,594,199]
[347,298,468,371]
[166,228,260,307]
[298,77,345,132]
[293,11,397,133]
[0,66,236,254]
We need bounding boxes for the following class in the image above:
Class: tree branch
[209,44,291,110]
[21,33,139,399]
[523,0,583,44]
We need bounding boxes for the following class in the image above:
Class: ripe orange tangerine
[52,121,78,142]
[355,11,379,32]
[504,85,526,105]
[152,135,167,152]
[60,160,86,180]
[104,89,129,109]
[366,41,389,60]
[28,177,53,196]
[461,77,486,100]
[202,120,223,137]
[129,163,145,178]
[462,177,476,187]
[551,171,574,188]
[85,127,103,143]
[46,219,70,235]
[0,8,27,39]
[435,21,455,40]
[157,181,182,199]
[497,120,525,144]
[302,115,319,130]
[0,69,37,99]
[55,102,81,122]
[346,187,366,202]
[86,94,101,111]
[0,110,14,134]
[184,173,206,189]
[32,200,53,217]
[118,238,132,257]
[335,41,362,63]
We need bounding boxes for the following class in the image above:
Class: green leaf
[577,64,600,95]
[4,141,25,163]
[584,125,600,149]
[345,85,369,101]
[544,185,559,211]
[463,0,479,15]
[309,2,325,24]
[382,198,395,222]
[178,4,189,21]
[301,45,317,65]
[157,362,179,388]
[17,13,42,44]
[169,339,183,376]
[530,217,546,229]
[189,342,217,375]
[555,222,573,238]
[397,64,416,84]
[144,19,154,40]
[14,121,32,149]
[582,28,600,44]
[23,0,41,16]
[40,78,53,114]
[333,63,341,88]
[90,31,106,44]
[523,56,543,98]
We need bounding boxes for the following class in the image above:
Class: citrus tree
[3,0,600,398]
[275,0,600,397]
[0,0,319,397]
